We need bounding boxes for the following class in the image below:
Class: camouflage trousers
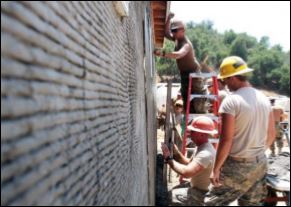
[270,122,284,154]
[170,182,207,206]
[204,155,268,206]
[180,72,207,114]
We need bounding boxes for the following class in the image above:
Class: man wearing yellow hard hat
[204,56,276,206]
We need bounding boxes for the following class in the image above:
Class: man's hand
[161,142,171,159]
[154,49,163,57]
[210,170,222,187]
[154,49,161,56]
[165,12,175,41]
[168,12,175,19]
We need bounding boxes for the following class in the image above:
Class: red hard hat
[187,116,217,135]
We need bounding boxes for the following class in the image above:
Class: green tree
[230,34,256,61]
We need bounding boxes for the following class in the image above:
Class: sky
[171,1,290,51]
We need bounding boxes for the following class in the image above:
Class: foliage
[156,21,290,95]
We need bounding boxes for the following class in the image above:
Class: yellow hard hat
[218,56,253,80]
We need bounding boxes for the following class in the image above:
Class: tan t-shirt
[219,87,272,158]
[190,142,216,191]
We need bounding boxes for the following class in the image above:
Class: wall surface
[1,1,156,205]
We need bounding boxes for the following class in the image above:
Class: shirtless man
[154,13,207,113]
[270,98,285,156]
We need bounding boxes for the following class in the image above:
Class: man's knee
[187,188,207,206]
[204,185,240,206]
[170,185,190,206]
[204,194,230,206]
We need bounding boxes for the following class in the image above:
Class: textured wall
[1,1,156,205]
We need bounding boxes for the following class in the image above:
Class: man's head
[206,78,214,93]
[222,75,248,91]
[218,56,253,91]
[187,116,217,145]
[174,99,183,113]
[177,91,182,100]
[270,98,276,106]
[171,19,186,40]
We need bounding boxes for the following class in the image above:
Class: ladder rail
[181,75,193,156]
[190,94,218,101]
[190,72,217,78]
[180,73,221,183]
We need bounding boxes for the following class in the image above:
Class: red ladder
[180,72,221,183]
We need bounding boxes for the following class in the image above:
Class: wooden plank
[154,24,165,28]
[151,2,167,11]
[154,21,165,26]
[163,80,172,187]
[151,1,168,48]
[164,80,172,146]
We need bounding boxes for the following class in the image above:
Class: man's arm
[280,108,285,122]
[165,12,175,41]
[164,43,191,59]
[266,111,276,148]
[172,144,191,165]
[168,159,205,178]
[154,43,191,59]
[162,143,190,165]
[161,143,205,178]
[210,113,235,187]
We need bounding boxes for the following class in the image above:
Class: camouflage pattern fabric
[170,182,208,206]
[270,122,284,154]
[204,156,268,206]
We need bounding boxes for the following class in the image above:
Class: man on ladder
[154,12,207,113]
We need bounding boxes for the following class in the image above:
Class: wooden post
[163,80,172,187]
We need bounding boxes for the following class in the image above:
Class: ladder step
[190,72,217,78]
[190,94,218,100]
[189,114,219,122]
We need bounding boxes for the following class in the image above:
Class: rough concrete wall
[1,1,156,205]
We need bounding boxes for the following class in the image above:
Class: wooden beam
[154,21,165,26]
[151,1,168,48]
[154,25,165,31]
[151,2,166,11]
[156,31,164,35]
[155,35,165,40]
